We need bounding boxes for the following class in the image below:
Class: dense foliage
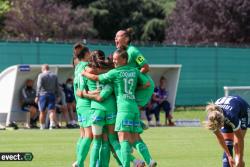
[1,0,249,44]
[0,0,10,37]
[89,0,166,42]
[0,0,174,42]
[3,0,96,41]
[166,0,250,44]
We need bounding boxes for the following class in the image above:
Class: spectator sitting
[20,79,39,128]
[145,76,175,126]
[62,78,78,127]
[55,84,75,128]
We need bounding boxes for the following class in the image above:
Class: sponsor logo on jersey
[123,94,135,99]
[136,55,145,64]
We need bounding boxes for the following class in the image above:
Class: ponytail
[125,27,134,43]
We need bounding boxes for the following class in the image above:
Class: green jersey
[87,79,116,113]
[127,45,155,107]
[74,62,84,101]
[99,65,148,113]
[73,61,91,109]
[127,45,148,69]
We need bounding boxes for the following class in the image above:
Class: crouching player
[205,95,249,167]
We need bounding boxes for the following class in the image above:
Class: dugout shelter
[0,64,181,126]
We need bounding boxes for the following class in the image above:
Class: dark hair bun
[126,27,134,36]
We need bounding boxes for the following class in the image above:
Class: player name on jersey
[119,71,136,78]
[217,104,233,111]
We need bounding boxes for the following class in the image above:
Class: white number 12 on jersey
[124,78,134,94]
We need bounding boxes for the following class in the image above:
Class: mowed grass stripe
[0,127,249,167]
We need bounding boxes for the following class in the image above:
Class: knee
[85,127,93,138]
[131,133,141,144]
[118,132,131,142]
[40,112,46,116]
[92,125,103,136]
[102,133,109,141]
[107,125,115,134]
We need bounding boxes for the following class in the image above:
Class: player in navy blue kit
[205,96,249,167]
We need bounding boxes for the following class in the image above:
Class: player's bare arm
[140,64,149,73]
[83,93,102,102]
[234,129,245,167]
[87,89,100,95]
[214,130,235,167]
[82,70,99,81]
[76,89,84,97]
[137,81,150,89]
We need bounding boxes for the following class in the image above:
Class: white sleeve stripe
[22,88,27,98]
[233,120,241,131]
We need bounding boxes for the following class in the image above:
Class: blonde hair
[205,103,224,131]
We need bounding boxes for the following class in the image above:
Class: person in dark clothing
[145,76,175,126]
[63,78,78,127]
[20,79,39,128]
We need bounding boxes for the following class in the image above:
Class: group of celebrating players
[71,27,249,167]
[72,28,157,167]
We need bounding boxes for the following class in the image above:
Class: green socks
[108,133,122,164]
[90,137,102,167]
[77,137,92,167]
[76,137,82,156]
[99,140,110,167]
[133,140,152,165]
[120,140,131,167]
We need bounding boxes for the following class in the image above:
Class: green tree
[0,0,10,37]
[89,0,166,42]
[157,0,176,16]
[141,18,165,42]
[0,0,9,15]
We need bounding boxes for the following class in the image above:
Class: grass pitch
[0,110,249,167]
